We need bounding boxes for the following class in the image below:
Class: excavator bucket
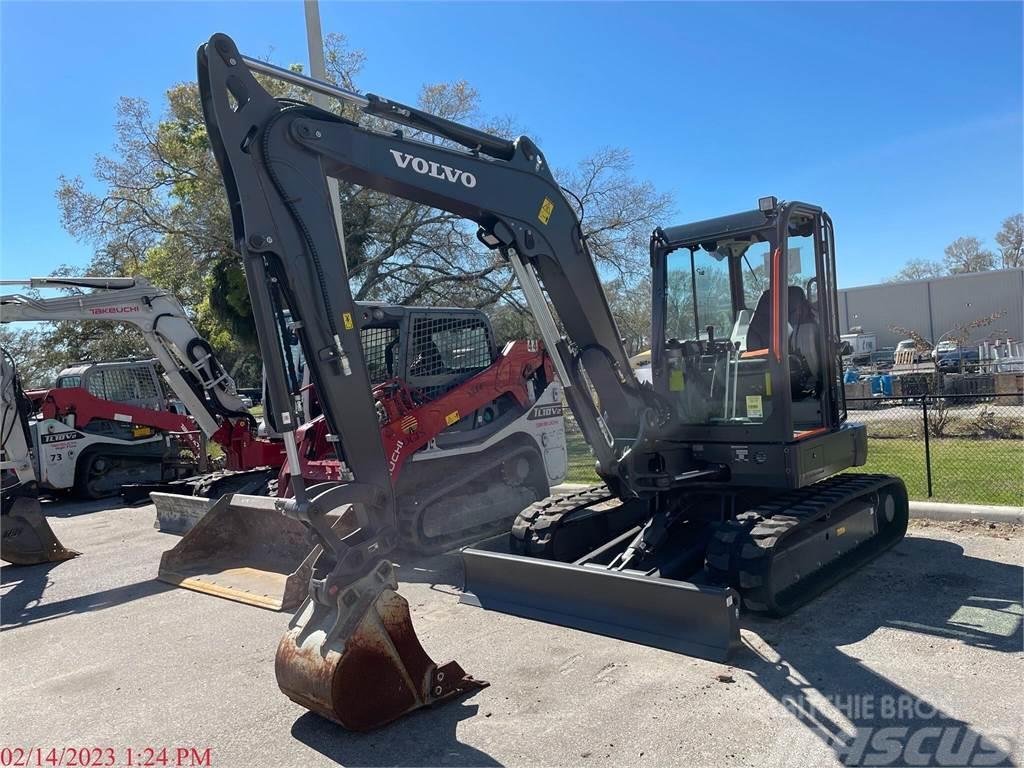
[157,493,317,610]
[276,559,487,731]
[1,496,79,566]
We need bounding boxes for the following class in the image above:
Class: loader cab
[651,199,858,486]
[55,359,165,412]
[356,303,497,399]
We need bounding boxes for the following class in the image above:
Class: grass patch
[565,431,600,483]
[565,432,1023,507]
[858,438,1022,507]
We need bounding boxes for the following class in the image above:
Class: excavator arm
[0,277,249,438]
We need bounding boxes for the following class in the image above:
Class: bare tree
[943,236,996,274]
[890,258,945,282]
[995,213,1023,269]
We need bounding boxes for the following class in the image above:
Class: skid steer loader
[196,33,907,730]
[157,304,565,610]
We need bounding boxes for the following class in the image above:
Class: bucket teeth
[275,559,487,731]
[1,497,79,566]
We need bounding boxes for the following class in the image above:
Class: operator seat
[744,291,771,351]
[789,286,820,387]
[410,339,445,377]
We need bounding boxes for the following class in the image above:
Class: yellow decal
[745,395,764,419]
[764,372,772,397]
[132,426,154,438]
[836,526,847,536]
[538,197,554,225]
[445,411,460,426]
[669,369,685,392]
[342,312,354,330]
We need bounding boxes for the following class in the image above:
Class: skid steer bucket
[1,496,79,566]
[461,534,742,661]
[157,493,318,610]
[151,492,212,535]
[276,559,487,731]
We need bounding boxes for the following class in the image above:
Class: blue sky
[2,1,1021,288]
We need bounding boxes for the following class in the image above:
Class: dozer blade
[461,534,741,662]
[157,493,317,610]
[1,496,80,566]
[276,559,487,731]
[151,492,212,535]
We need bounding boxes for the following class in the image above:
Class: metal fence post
[921,394,933,498]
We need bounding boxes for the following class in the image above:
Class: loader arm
[0,277,248,439]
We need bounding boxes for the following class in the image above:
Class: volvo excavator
[196,33,908,731]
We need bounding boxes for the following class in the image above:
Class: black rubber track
[509,484,652,563]
[705,473,909,617]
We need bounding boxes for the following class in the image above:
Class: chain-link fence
[847,393,1023,506]
[562,392,1024,507]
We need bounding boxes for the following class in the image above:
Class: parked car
[931,340,958,360]
[937,348,980,372]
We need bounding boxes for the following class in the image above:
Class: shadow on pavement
[291,700,500,767]
[393,550,463,594]
[40,497,127,518]
[737,535,1021,766]
[1,563,171,630]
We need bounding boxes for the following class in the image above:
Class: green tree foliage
[41,33,672,385]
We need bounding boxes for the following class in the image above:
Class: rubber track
[509,484,615,556]
[706,473,908,616]
[394,445,546,555]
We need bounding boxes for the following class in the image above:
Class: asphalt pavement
[1,500,1021,768]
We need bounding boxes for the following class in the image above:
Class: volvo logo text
[389,150,477,188]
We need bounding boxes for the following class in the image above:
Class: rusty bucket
[276,559,486,731]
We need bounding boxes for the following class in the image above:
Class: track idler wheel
[1,497,79,565]
[275,559,487,731]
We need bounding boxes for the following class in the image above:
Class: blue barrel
[844,368,860,384]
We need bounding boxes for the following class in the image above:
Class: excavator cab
[647,197,863,487]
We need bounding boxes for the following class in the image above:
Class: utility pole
[304,0,348,266]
